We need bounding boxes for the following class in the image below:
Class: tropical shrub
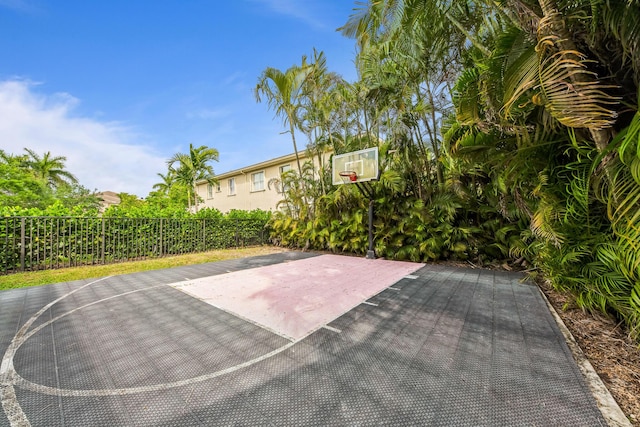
[263,0,640,340]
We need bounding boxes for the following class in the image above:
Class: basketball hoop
[339,170,358,183]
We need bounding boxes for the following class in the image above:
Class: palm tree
[152,171,175,195]
[167,143,219,212]
[0,150,49,207]
[338,0,640,339]
[0,149,10,163]
[22,148,78,189]
[416,0,639,336]
[341,2,464,189]
[255,61,311,177]
[299,50,346,196]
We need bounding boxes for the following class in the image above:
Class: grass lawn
[0,246,289,291]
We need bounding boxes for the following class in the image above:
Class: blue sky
[0,0,359,196]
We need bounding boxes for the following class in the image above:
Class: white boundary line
[0,277,297,426]
[1,277,112,427]
[12,341,297,397]
[1,260,425,425]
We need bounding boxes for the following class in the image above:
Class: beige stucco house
[97,191,121,212]
[195,150,329,213]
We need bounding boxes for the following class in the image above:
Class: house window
[279,164,291,192]
[207,184,214,199]
[279,164,291,175]
[216,182,221,192]
[228,178,235,195]
[251,171,265,192]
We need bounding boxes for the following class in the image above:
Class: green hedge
[0,214,270,274]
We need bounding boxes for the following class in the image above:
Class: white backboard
[332,147,379,185]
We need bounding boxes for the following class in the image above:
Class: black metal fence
[0,216,269,274]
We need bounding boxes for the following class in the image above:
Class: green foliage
[167,143,219,212]
[265,0,640,341]
[193,207,224,219]
[438,0,640,340]
[0,151,53,208]
[22,148,79,189]
[0,208,270,274]
[0,200,95,217]
[103,202,191,219]
[225,209,271,222]
[0,148,99,213]
[269,151,517,265]
[54,184,102,214]
[145,182,191,211]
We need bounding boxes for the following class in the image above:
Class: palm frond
[530,197,566,246]
[601,0,640,76]
[501,44,538,116]
[453,68,482,126]
[503,31,620,130]
[537,42,619,129]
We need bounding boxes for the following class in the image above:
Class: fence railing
[0,216,269,275]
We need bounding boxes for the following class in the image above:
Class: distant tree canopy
[22,148,78,189]
[0,149,48,208]
[121,143,222,214]
[0,148,98,212]
[1,143,221,217]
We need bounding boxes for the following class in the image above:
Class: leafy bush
[0,200,96,218]
[269,171,519,265]
[0,208,270,274]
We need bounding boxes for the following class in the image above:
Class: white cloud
[0,79,167,197]
[186,108,231,120]
[248,0,326,29]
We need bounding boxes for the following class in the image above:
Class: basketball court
[0,251,624,426]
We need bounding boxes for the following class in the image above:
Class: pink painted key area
[171,255,423,340]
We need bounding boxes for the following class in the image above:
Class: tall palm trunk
[193,182,199,213]
[290,121,303,176]
[289,120,310,217]
[425,85,444,186]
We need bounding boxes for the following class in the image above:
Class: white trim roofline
[196,151,309,184]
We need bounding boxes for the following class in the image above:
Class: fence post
[159,218,163,257]
[101,218,106,265]
[202,219,206,251]
[20,217,26,272]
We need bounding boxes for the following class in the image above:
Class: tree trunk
[425,85,444,186]
[289,121,309,216]
[193,182,199,213]
[290,122,303,176]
